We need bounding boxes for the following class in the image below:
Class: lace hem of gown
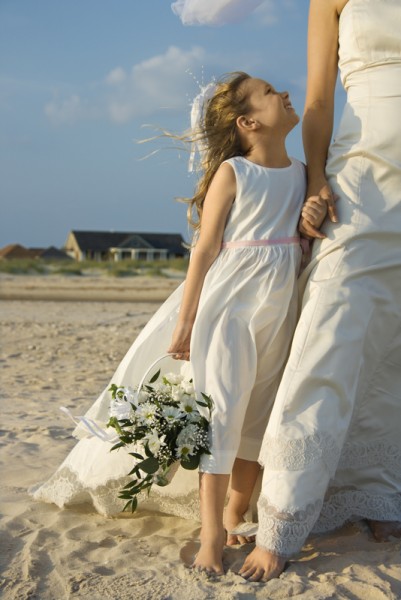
[260,434,401,475]
[256,488,401,556]
[314,487,401,533]
[256,495,323,557]
[30,465,201,521]
[30,466,132,516]
[259,432,341,476]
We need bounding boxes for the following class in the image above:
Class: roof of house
[38,246,72,260]
[0,244,36,259]
[67,230,187,254]
[113,234,154,250]
[0,244,73,260]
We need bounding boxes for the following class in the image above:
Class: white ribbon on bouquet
[60,353,177,442]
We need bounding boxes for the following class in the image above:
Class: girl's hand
[168,320,193,361]
[299,180,338,239]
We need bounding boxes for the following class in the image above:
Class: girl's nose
[280,90,289,99]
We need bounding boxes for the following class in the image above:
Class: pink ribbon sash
[221,236,300,249]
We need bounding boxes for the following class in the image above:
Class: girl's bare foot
[192,527,226,575]
[224,509,255,545]
[367,520,401,542]
[239,547,287,582]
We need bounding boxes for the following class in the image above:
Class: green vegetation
[0,259,47,275]
[0,257,189,277]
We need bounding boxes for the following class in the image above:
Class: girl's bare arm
[168,163,236,358]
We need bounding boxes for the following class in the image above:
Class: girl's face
[243,78,299,133]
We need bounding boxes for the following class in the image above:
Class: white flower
[136,401,158,423]
[176,443,195,459]
[179,395,198,415]
[176,424,199,447]
[164,372,184,385]
[172,387,185,402]
[162,406,184,423]
[181,381,195,395]
[152,382,171,394]
[144,431,166,455]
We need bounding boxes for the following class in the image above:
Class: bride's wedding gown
[255,0,401,556]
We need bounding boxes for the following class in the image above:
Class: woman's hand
[168,320,193,361]
[299,179,338,239]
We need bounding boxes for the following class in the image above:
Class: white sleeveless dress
[256,0,401,557]
[30,157,305,517]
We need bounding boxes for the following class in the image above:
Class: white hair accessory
[188,80,217,172]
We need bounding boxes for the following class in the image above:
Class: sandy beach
[1,274,400,600]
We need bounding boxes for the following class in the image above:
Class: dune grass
[0,257,189,277]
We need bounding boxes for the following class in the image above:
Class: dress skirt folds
[31,157,306,518]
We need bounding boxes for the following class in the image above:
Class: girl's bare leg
[367,520,401,541]
[193,472,230,574]
[238,547,287,582]
[224,458,261,545]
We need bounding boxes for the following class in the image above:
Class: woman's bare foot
[367,520,401,542]
[238,547,287,582]
[192,527,226,575]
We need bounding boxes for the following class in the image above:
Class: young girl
[165,71,322,574]
[31,71,324,575]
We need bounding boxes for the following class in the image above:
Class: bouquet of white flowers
[107,366,213,512]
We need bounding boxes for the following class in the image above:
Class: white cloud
[44,46,207,126]
[171,0,265,26]
[105,67,127,85]
[252,1,278,26]
[108,45,205,123]
[44,94,83,124]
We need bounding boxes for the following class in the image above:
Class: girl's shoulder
[221,156,243,168]
[222,156,306,183]
[290,157,307,180]
[289,157,305,169]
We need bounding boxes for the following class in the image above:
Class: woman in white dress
[239,0,401,582]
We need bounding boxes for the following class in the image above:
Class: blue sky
[0,0,345,249]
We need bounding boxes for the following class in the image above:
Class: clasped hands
[299,181,339,239]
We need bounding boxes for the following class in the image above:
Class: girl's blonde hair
[186,71,251,232]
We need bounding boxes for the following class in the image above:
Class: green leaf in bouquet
[124,483,144,495]
[119,490,136,499]
[108,383,119,399]
[138,456,159,474]
[123,497,138,513]
[110,441,126,452]
[143,443,156,458]
[107,416,124,435]
[199,393,214,410]
[119,435,134,445]
[180,454,200,470]
[195,400,208,407]
[122,478,141,490]
[148,368,161,384]
[129,451,144,460]
[127,465,141,477]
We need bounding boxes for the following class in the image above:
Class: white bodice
[222,157,305,242]
[339,0,401,91]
